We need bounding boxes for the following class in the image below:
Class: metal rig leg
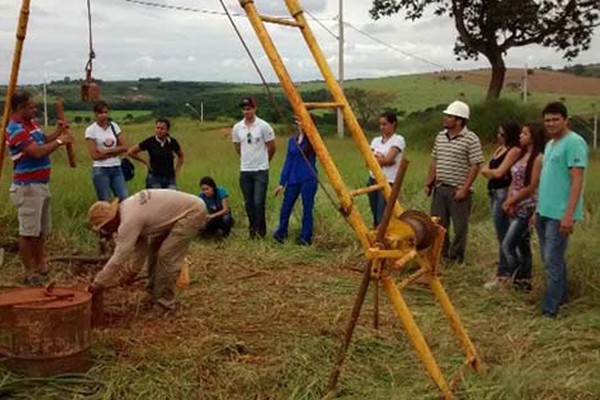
[327,261,372,391]
[381,276,454,400]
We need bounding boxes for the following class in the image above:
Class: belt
[435,182,457,189]
[11,181,49,186]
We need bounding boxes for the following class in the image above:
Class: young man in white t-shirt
[231,97,276,238]
[367,111,406,226]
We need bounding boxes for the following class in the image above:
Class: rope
[217,0,345,220]
[85,0,95,75]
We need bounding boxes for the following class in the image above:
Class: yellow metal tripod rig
[239,1,482,398]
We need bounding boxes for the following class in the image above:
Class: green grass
[0,120,599,399]
[64,110,152,122]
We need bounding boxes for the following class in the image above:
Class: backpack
[109,122,135,182]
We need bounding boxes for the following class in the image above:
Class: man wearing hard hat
[424,100,483,263]
[87,189,207,311]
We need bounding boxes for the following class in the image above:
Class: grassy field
[298,74,600,116]
[64,110,153,123]
[0,119,599,399]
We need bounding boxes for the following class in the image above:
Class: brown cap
[88,199,120,231]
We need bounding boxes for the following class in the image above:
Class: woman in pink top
[500,122,546,290]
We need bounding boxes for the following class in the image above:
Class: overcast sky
[1,0,598,84]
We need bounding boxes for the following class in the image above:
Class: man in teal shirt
[536,102,588,318]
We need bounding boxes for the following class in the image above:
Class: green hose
[0,372,106,397]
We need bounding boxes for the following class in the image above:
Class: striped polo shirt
[432,127,483,188]
[5,118,51,184]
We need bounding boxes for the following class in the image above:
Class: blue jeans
[489,188,510,275]
[239,170,269,238]
[204,213,235,237]
[536,215,569,317]
[146,173,177,189]
[501,216,532,282]
[367,176,391,227]
[274,179,318,244]
[92,166,128,201]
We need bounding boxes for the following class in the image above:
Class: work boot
[154,298,177,312]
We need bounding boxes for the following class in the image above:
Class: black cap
[239,97,256,108]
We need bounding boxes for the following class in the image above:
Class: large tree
[370,0,599,99]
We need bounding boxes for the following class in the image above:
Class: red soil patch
[428,68,600,96]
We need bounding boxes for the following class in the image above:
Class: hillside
[1,68,598,120]
[562,63,600,78]
[431,68,600,96]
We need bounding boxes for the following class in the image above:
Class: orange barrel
[0,287,93,376]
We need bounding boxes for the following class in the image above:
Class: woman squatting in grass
[480,121,522,287]
[198,176,235,238]
[367,111,406,227]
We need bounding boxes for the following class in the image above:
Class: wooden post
[0,0,32,184]
[55,101,77,168]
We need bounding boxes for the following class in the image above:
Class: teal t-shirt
[537,131,588,221]
[199,187,228,214]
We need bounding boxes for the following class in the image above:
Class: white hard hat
[443,101,470,119]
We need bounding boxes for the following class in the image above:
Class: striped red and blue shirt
[5,118,51,184]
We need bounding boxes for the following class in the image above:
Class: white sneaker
[484,276,511,290]
[483,278,500,290]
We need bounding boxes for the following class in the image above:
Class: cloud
[362,22,396,34]
[0,0,597,84]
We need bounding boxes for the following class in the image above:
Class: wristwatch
[56,139,64,146]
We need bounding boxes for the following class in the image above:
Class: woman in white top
[367,111,406,226]
[85,101,129,201]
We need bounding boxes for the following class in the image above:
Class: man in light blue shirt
[536,102,588,318]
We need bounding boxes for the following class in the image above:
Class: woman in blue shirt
[273,116,318,245]
[198,176,234,237]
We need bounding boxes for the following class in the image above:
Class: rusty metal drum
[0,287,92,377]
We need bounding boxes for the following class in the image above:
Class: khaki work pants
[146,209,205,305]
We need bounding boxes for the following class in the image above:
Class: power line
[343,21,447,72]
[123,0,243,17]
[304,9,338,40]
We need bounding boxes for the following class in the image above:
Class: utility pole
[42,76,48,129]
[593,104,598,150]
[523,64,528,104]
[185,102,202,123]
[337,0,344,139]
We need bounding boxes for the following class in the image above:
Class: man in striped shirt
[424,101,483,263]
[5,90,73,285]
